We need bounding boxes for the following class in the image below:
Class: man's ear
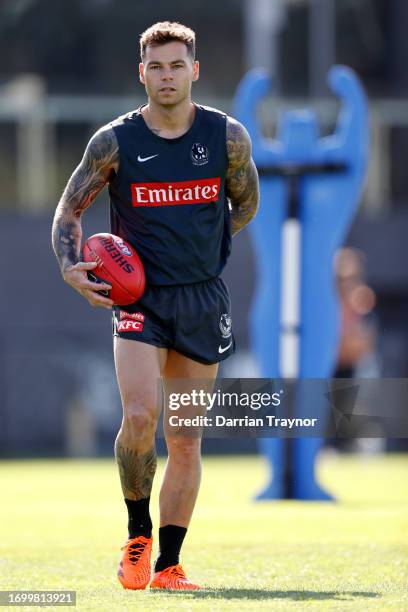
[139,62,145,84]
[192,60,200,82]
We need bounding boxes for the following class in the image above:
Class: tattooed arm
[51,126,119,309]
[225,117,259,236]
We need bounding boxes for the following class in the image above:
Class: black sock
[154,525,187,572]
[125,497,153,539]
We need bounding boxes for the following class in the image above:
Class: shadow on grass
[149,588,380,601]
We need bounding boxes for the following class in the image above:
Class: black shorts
[112,277,235,365]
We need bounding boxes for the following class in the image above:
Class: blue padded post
[234,66,369,500]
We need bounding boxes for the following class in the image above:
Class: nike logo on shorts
[137,154,159,163]
[218,341,232,354]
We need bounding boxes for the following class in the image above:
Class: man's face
[139,41,199,106]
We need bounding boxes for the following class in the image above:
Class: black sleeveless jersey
[108,104,231,286]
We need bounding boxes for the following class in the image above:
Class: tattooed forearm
[51,126,119,273]
[52,216,82,273]
[115,441,157,500]
[225,117,259,236]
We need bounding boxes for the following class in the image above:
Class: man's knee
[166,435,201,459]
[121,400,159,442]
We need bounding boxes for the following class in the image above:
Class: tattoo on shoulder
[226,118,252,169]
[63,126,119,214]
[226,117,259,236]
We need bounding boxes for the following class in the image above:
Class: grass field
[1,453,407,611]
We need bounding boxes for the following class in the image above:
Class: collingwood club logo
[191,143,209,166]
[219,314,232,339]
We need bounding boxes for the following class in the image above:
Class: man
[52,21,259,591]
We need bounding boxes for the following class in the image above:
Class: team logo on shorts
[112,236,132,257]
[191,143,209,166]
[219,314,232,339]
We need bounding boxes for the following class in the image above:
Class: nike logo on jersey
[218,341,232,354]
[137,154,159,163]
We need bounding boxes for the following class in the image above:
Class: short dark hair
[140,21,196,62]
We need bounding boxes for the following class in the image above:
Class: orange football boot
[150,564,200,590]
[117,535,152,590]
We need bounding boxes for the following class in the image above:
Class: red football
[83,233,145,306]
